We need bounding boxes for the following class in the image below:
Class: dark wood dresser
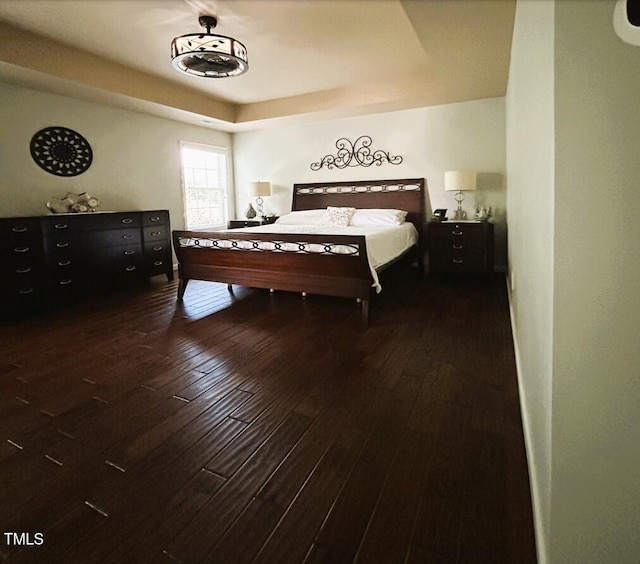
[1,210,173,320]
[427,221,494,274]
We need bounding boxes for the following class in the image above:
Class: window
[180,142,229,229]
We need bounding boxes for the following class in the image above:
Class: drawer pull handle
[59,278,73,285]
[16,266,32,274]
[19,288,35,295]
[11,226,28,233]
[150,231,161,236]
[124,250,135,255]
[154,260,163,266]
[54,223,68,229]
[150,216,160,222]
[452,230,463,236]
[58,260,71,266]
[452,245,463,249]
[14,246,29,253]
[122,234,133,240]
[453,259,464,264]
[56,242,69,248]
[152,245,163,251]
[121,218,133,224]
[125,266,136,272]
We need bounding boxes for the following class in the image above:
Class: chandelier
[171,15,248,78]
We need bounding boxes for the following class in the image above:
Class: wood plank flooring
[0,267,537,563]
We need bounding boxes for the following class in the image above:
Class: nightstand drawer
[228,219,262,228]
[227,216,279,229]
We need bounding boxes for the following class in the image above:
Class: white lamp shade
[249,181,271,197]
[444,171,477,192]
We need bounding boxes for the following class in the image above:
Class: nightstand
[227,216,279,229]
[427,221,494,274]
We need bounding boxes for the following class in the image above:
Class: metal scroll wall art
[310,135,403,171]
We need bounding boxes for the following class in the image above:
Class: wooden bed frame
[172,178,425,324]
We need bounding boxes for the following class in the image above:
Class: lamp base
[245,202,257,219]
[452,209,467,220]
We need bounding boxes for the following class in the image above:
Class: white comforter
[227,222,418,292]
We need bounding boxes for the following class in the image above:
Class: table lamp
[444,171,476,220]
[248,181,271,218]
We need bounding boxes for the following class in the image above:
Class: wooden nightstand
[427,221,494,274]
[227,216,279,229]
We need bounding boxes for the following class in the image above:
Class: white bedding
[226,222,419,293]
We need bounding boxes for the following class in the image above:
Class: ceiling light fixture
[171,15,248,78]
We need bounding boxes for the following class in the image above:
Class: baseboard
[505,277,548,564]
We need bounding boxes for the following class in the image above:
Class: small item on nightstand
[244,203,257,219]
[475,206,492,221]
[432,208,447,221]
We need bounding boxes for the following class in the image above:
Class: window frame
[179,141,231,230]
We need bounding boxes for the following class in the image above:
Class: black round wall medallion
[30,126,93,177]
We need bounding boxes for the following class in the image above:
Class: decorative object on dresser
[310,135,403,170]
[428,220,494,274]
[174,178,425,325]
[46,191,100,214]
[0,210,173,321]
[248,181,271,218]
[444,170,476,220]
[30,126,93,177]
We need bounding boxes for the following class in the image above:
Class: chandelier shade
[171,15,248,78]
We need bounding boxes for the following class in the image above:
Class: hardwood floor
[0,267,537,563]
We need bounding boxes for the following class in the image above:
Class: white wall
[233,98,508,269]
[552,0,640,561]
[0,82,232,229]
[506,1,555,562]
[508,0,640,562]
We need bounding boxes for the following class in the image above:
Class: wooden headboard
[291,178,426,233]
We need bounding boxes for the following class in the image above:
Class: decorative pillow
[319,206,356,227]
[349,208,408,226]
[275,209,327,225]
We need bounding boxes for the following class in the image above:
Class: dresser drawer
[142,225,169,242]
[43,228,142,255]
[0,218,41,250]
[40,213,141,234]
[2,243,43,266]
[142,210,169,226]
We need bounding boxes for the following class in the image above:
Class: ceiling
[0,0,516,132]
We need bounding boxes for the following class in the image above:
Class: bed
[172,178,425,324]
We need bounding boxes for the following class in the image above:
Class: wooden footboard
[172,230,375,323]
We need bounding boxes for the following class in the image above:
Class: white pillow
[349,208,408,226]
[319,206,356,227]
[276,209,326,225]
